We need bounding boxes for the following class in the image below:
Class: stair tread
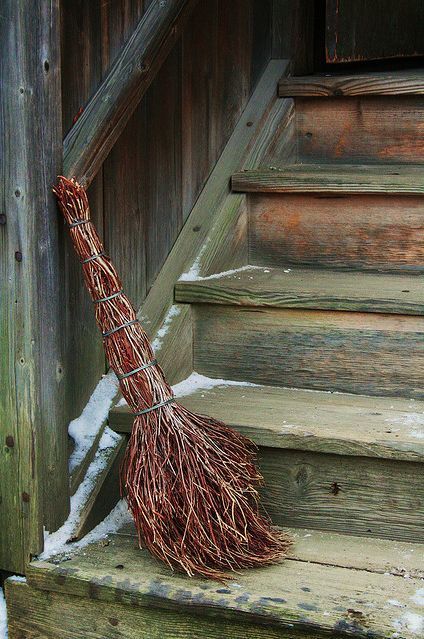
[232,163,424,194]
[110,382,424,462]
[175,266,424,315]
[28,527,424,638]
[278,69,424,97]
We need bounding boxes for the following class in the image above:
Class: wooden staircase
[6,65,424,639]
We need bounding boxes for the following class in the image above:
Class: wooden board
[115,523,424,578]
[258,447,424,542]
[325,0,424,63]
[232,164,424,194]
[176,267,424,315]
[0,0,69,572]
[110,383,424,463]
[193,306,424,398]
[279,70,424,97]
[249,193,424,273]
[24,533,424,638]
[6,580,301,639]
[295,97,424,164]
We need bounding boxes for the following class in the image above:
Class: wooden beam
[0,0,69,573]
[63,0,199,187]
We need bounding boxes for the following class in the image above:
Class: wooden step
[294,96,424,164]
[110,383,424,541]
[16,525,423,638]
[232,164,424,194]
[175,267,424,315]
[248,192,424,273]
[192,306,424,398]
[279,70,424,97]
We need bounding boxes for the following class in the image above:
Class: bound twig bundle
[54,176,290,579]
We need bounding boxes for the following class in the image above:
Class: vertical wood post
[272,0,315,74]
[0,0,69,573]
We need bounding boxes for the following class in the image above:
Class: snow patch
[41,427,121,558]
[179,264,261,282]
[388,599,404,608]
[411,588,424,606]
[178,239,210,281]
[172,372,259,398]
[0,588,7,639]
[151,305,181,352]
[393,612,424,635]
[6,576,26,583]
[68,371,120,473]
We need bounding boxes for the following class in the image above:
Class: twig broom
[54,176,290,579]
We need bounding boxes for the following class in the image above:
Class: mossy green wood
[279,70,424,97]
[175,266,424,315]
[193,305,424,398]
[0,0,69,573]
[24,532,424,638]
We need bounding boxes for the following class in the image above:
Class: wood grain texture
[193,306,424,398]
[279,70,424,97]
[24,534,424,638]
[116,522,424,578]
[0,0,69,572]
[232,164,424,194]
[138,61,289,340]
[325,0,424,63]
[249,193,424,273]
[176,266,424,315]
[295,96,424,164]
[271,1,314,74]
[110,383,424,463]
[6,580,300,639]
[61,0,106,421]
[63,0,198,186]
[259,447,424,542]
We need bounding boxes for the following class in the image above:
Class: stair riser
[193,306,424,398]
[249,193,424,273]
[295,96,424,164]
[258,448,423,543]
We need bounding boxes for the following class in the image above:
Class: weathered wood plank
[5,579,329,639]
[63,0,199,187]
[295,96,424,164]
[232,164,424,194]
[249,193,424,273]
[0,0,69,572]
[176,267,424,315]
[150,303,193,385]
[61,0,106,420]
[24,534,424,638]
[193,306,424,398]
[271,1,314,75]
[116,522,424,578]
[279,70,424,97]
[110,383,424,463]
[259,448,424,542]
[137,60,290,341]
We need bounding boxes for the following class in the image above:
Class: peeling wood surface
[232,164,424,194]
[110,382,424,463]
[279,70,424,97]
[295,97,424,164]
[176,266,424,315]
[193,306,424,398]
[24,532,424,638]
[249,193,424,273]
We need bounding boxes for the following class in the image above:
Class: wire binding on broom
[53,176,291,580]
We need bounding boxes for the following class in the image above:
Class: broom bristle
[54,176,291,579]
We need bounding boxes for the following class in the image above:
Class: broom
[53,176,290,579]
